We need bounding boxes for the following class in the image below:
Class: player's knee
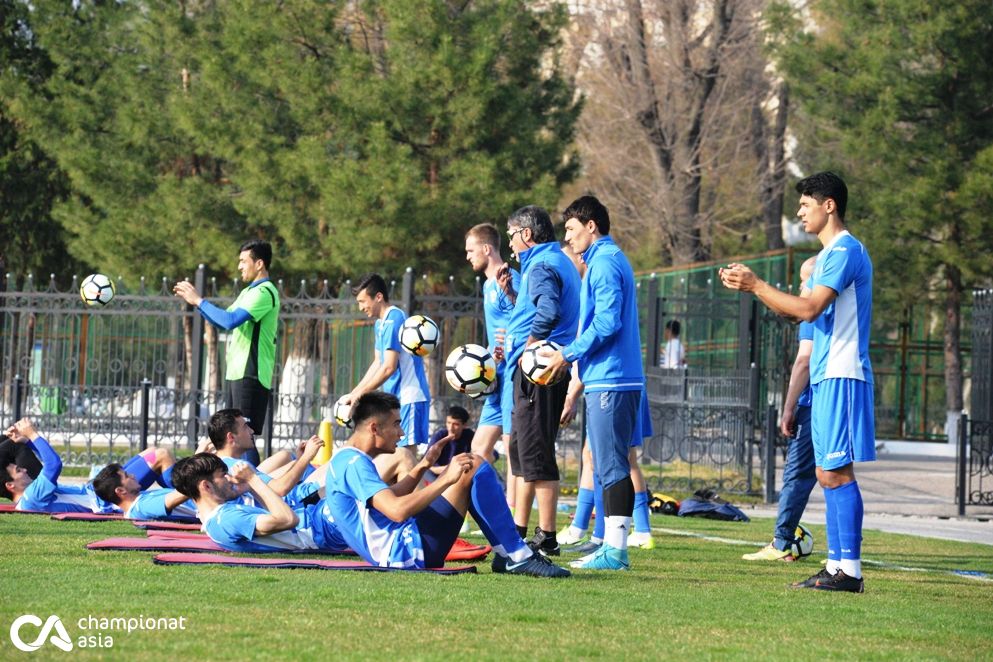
[154,447,175,467]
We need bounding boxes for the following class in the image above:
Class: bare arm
[351,351,400,399]
[719,264,837,322]
[390,438,449,497]
[780,339,813,437]
[229,463,299,535]
[266,436,324,496]
[371,454,472,522]
[163,491,191,514]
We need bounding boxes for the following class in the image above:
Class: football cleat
[557,525,588,546]
[569,544,630,570]
[505,553,571,578]
[742,543,795,562]
[791,568,835,589]
[627,531,655,549]
[527,527,561,557]
[813,570,864,593]
[564,539,602,555]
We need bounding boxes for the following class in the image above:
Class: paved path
[742,453,993,546]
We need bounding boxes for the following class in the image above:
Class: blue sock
[573,488,594,531]
[468,462,527,557]
[633,491,651,533]
[831,481,864,562]
[157,465,174,489]
[122,454,156,491]
[593,472,605,540]
[823,484,840,569]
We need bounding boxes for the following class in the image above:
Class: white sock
[839,559,862,579]
[826,559,841,574]
[567,525,586,538]
[590,536,603,544]
[604,516,631,550]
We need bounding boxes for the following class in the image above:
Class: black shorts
[225,377,271,435]
[509,367,568,482]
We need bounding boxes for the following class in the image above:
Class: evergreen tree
[770,0,993,424]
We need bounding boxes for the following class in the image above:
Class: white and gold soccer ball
[332,397,353,429]
[520,340,565,386]
[791,524,815,558]
[79,273,115,306]
[399,314,440,357]
[445,344,497,397]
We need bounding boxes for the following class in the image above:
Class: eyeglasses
[507,228,525,241]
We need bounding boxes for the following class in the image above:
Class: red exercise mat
[151,552,477,574]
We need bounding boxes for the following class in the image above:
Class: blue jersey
[797,322,814,408]
[562,236,644,392]
[484,271,519,367]
[219,456,319,509]
[327,447,425,568]
[17,475,117,513]
[809,232,874,384]
[504,242,581,366]
[125,488,197,520]
[201,499,347,553]
[376,306,430,405]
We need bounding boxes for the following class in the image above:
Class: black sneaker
[791,568,835,589]
[505,553,571,578]
[491,554,508,574]
[527,527,561,557]
[813,570,864,593]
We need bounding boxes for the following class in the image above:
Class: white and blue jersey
[15,436,118,514]
[327,447,425,568]
[376,307,430,405]
[125,488,197,520]
[809,231,874,385]
[17,475,117,514]
[200,499,347,554]
[481,272,519,428]
[219,456,319,509]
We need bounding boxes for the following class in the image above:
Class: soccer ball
[791,524,815,558]
[468,375,499,400]
[399,315,439,357]
[332,397,353,429]
[80,274,115,306]
[445,344,497,397]
[520,340,565,386]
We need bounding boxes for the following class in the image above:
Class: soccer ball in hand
[80,274,115,306]
[399,315,439,357]
[445,344,497,396]
[791,524,814,558]
[333,397,353,429]
[520,340,565,386]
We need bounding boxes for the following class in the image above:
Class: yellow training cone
[314,420,333,465]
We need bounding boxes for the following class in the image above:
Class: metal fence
[3,264,798,495]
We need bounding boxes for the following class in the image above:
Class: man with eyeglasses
[497,205,581,557]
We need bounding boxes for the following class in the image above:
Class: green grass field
[2,512,991,661]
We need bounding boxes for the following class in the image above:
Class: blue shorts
[631,389,652,448]
[586,390,640,489]
[478,373,504,429]
[414,496,464,568]
[810,379,876,470]
[501,365,517,434]
[400,401,430,447]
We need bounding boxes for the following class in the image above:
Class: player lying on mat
[1,418,175,514]
[326,391,571,577]
[171,453,349,554]
[91,464,198,520]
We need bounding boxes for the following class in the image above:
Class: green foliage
[769,0,993,302]
[0,0,81,280]
[0,0,580,284]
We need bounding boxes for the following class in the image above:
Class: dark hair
[172,453,228,501]
[0,464,13,500]
[208,408,244,450]
[240,239,273,270]
[351,273,390,301]
[447,405,470,423]
[507,205,556,244]
[665,319,681,336]
[92,463,126,504]
[562,195,610,235]
[466,223,501,252]
[795,171,848,220]
[352,391,401,428]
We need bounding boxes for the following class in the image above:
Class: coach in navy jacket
[545,195,644,570]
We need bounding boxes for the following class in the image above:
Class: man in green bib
[174,240,280,466]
